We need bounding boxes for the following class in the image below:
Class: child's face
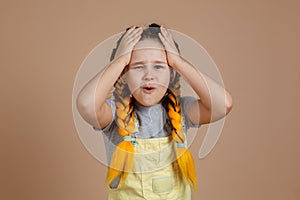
[125,39,171,107]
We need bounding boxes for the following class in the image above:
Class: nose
[143,68,155,81]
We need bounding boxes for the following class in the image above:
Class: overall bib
[108,136,191,200]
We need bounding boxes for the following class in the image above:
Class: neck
[135,101,162,111]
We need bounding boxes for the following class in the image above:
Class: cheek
[160,72,171,87]
[126,73,140,92]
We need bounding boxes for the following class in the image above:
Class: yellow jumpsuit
[108,136,191,200]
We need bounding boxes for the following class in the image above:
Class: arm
[76,27,143,129]
[171,57,233,124]
[159,26,233,125]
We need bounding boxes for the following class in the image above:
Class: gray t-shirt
[93,96,201,165]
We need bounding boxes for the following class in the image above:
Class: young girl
[76,23,233,199]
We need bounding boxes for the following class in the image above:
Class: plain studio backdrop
[1,0,299,200]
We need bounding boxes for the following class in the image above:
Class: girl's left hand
[158,26,181,69]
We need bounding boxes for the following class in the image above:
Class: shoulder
[92,99,117,132]
[179,96,197,114]
[179,96,201,129]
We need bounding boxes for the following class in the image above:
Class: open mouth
[142,86,155,94]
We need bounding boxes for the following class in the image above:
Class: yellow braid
[167,87,198,190]
[107,71,198,190]
[105,78,136,186]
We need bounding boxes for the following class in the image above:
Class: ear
[170,69,176,83]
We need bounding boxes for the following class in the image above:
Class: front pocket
[152,176,174,193]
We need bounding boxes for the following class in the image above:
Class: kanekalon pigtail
[166,73,198,190]
[105,77,136,186]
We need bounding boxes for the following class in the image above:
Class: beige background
[1,0,299,199]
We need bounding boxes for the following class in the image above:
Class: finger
[127,28,143,43]
[162,26,174,42]
[160,26,167,37]
[160,27,167,36]
[159,32,172,47]
[159,33,178,55]
[124,27,142,42]
[123,26,137,38]
[128,29,142,42]
[163,29,173,43]
[161,29,176,50]
[158,32,171,50]
[130,27,143,39]
[158,32,165,40]
[158,32,167,44]
[131,34,142,45]
[160,30,172,46]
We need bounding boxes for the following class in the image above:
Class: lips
[142,85,156,94]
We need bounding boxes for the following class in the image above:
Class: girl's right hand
[114,26,143,66]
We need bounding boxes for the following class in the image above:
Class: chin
[134,98,161,107]
[138,101,157,107]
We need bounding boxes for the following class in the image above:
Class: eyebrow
[129,60,167,66]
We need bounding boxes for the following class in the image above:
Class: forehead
[131,39,166,63]
[133,39,164,51]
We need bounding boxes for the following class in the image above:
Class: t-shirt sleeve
[180,96,201,129]
[92,99,116,132]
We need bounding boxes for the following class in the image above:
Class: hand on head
[158,26,181,68]
[114,26,143,65]
[113,23,181,70]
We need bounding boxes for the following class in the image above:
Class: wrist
[114,53,131,67]
[168,54,182,70]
